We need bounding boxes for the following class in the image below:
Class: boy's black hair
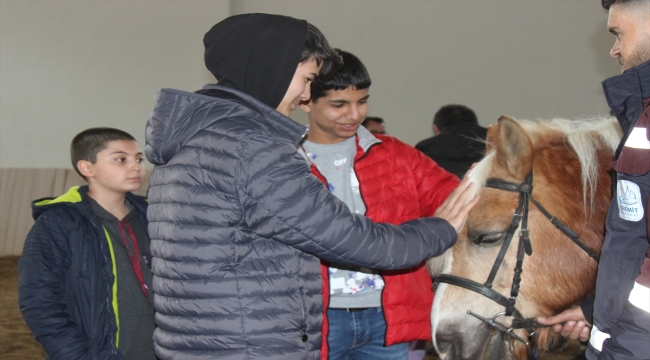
[361,117,384,127]
[301,23,343,81]
[602,0,648,10]
[70,127,136,180]
[310,49,371,102]
[433,104,478,131]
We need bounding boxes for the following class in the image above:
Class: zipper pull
[300,324,308,342]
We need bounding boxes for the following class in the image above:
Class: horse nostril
[436,339,452,354]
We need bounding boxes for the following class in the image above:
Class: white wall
[234,0,622,141]
[0,0,229,168]
[1,0,621,168]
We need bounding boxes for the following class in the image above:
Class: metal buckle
[467,311,530,346]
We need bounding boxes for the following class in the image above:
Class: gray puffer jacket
[145,84,457,360]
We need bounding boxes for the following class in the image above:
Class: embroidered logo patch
[617,180,643,221]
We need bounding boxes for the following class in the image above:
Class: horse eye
[471,233,504,245]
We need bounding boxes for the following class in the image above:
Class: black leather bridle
[435,171,600,350]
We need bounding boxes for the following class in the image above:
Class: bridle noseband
[435,171,599,350]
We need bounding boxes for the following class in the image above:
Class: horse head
[429,115,621,360]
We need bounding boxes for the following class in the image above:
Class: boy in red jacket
[298,49,459,360]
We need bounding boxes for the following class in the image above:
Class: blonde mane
[468,116,621,207]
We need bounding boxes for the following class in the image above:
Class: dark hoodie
[145,13,456,360]
[203,13,307,109]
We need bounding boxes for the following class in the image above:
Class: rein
[435,171,600,352]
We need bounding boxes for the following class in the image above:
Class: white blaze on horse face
[432,149,539,360]
[433,249,517,359]
[430,250,452,354]
[432,152,515,359]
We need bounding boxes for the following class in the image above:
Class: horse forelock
[467,151,496,199]
[429,249,453,355]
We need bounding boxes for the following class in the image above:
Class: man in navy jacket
[538,1,650,358]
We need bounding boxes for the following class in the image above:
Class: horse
[428,115,622,360]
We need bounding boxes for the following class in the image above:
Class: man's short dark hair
[70,127,136,179]
[301,23,343,81]
[310,49,371,102]
[361,116,384,127]
[433,104,478,131]
[602,0,649,10]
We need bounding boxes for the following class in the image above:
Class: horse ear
[491,116,533,179]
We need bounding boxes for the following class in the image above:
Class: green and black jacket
[18,186,148,360]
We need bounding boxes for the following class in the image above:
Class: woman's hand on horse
[434,172,479,232]
[536,306,591,342]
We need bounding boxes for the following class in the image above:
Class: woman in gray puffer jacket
[145,13,472,360]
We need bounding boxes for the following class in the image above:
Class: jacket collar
[32,185,148,223]
[296,126,381,164]
[602,59,650,134]
[202,84,307,145]
[146,85,307,165]
[355,125,382,153]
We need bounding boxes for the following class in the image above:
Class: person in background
[361,116,386,135]
[145,13,477,360]
[19,128,155,360]
[298,49,459,360]
[415,104,487,178]
[537,1,650,359]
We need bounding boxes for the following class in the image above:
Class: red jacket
[307,130,459,359]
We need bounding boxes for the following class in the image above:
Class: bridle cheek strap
[434,171,599,347]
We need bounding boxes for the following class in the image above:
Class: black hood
[203,13,307,109]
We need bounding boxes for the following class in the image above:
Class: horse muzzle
[435,317,512,360]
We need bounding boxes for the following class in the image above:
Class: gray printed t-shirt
[301,137,383,308]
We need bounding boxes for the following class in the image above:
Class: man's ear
[299,100,313,113]
[434,125,442,135]
[77,160,94,179]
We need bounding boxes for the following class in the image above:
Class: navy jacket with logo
[589,59,650,359]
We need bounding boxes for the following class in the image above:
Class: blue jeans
[326,307,409,360]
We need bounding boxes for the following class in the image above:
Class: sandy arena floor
[0,256,45,359]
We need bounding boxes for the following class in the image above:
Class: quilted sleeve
[18,210,94,360]
[238,134,457,270]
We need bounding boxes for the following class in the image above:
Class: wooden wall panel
[0,168,150,256]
